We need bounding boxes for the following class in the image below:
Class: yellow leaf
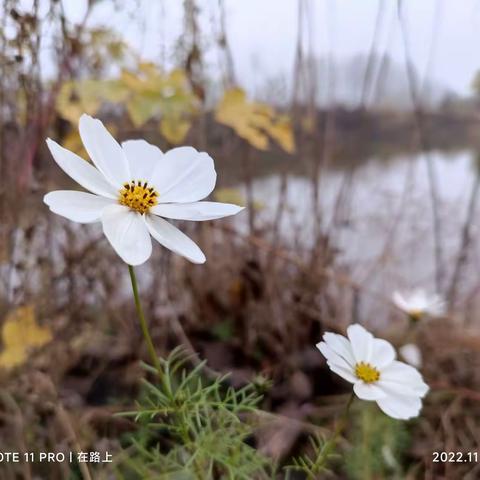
[0,306,52,370]
[138,62,161,79]
[213,187,246,207]
[56,79,128,124]
[120,69,145,91]
[215,87,295,153]
[160,116,191,144]
[119,65,199,132]
[168,68,189,88]
[267,115,295,154]
[56,80,103,124]
[101,80,129,103]
[213,188,263,210]
[126,96,159,128]
[54,65,200,136]
[236,124,269,150]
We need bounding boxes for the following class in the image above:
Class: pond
[238,149,480,313]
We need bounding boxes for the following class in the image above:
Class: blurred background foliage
[1,0,480,478]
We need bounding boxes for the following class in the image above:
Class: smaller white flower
[399,343,422,368]
[392,289,445,319]
[317,324,429,420]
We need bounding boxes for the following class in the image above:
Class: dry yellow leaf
[56,79,128,125]
[215,87,295,153]
[100,80,130,103]
[213,187,246,207]
[160,116,191,145]
[0,306,52,370]
[54,64,198,145]
[119,65,197,142]
[126,96,159,128]
[215,88,269,150]
[214,187,263,210]
[56,80,103,124]
[138,61,159,76]
[120,69,146,91]
[267,115,295,154]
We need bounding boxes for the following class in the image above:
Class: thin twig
[397,0,444,292]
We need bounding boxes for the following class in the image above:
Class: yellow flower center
[119,180,159,214]
[355,362,380,383]
[408,309,423,322]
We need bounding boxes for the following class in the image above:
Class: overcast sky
[61,0,480,100]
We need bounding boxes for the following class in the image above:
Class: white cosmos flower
[317,324,429,420]
[399,343,422,368]
[392,289,446,318]
[43,114,244,266]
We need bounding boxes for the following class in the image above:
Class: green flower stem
[330,391,355,444]
[312,392,355,473]
[408,313,421,327]
[128,265,161,373]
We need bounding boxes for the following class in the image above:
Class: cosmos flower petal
[151,202,244,221]
[347,324,373,363]
[101,205,152,266]
[150,147,216,203]
[328,363,357,384]
[392,291,409,311]
[353,382,388,401]
[427,296,446,316]
[377,379,429,398]
[376,395,422,420]
[399,344,422,368]
[122,139,163,183]
[371,338,396,369]
[381,362,429,397]
[322,332,356,366]
[317,342,354,371]
[381,361,425,385]
[79,114,130,188]
[145,214,206,264]
[410,289,427,304]
[46,139,118,198]
[44,191,115,223]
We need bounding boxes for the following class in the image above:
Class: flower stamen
[408,309,423,322]
[119,180,158,214]
[355,362,380,383]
